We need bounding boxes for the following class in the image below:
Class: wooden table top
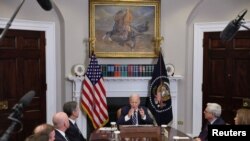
[89,126,192,141]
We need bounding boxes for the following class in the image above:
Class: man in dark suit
[52,112,70,141]
[194,103,225,141]
[117,93,153,125]
[63,101,86,141]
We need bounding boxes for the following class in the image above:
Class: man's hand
[128,108,135,118]
[193,137,201,141]
[139,108,145,118]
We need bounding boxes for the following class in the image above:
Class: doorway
[0,29,46,140]
[193,22,250,136]
[203,30,250,125]
[0,19,56,140]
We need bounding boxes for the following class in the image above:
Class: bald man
[117,93,153,125]
[52,112,70,141]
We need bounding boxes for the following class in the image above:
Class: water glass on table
[161,124,168,136]
[110,122,117,131]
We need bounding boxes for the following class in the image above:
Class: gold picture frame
[89,0,161,58]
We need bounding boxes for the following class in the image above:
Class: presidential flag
[148,52,173,125]
[81,54,109,129]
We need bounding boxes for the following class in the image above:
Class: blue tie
[132,111,137,125]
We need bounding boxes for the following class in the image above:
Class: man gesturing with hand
[117,93,153,125]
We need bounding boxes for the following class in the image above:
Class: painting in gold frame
[89,0,161,58]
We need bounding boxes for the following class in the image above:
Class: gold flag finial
[154,36,164,54]
[89,38,96,54]
[157,36,164,46]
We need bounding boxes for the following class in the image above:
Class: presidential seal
[150,76,172,112]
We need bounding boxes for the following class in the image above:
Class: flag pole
[159,47,164,86]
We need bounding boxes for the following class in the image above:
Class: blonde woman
[234,108,250,125]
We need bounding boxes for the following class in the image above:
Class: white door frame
[0,18,56,124]
[192,21,250,136]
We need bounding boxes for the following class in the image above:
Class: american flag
[81,54,109,129]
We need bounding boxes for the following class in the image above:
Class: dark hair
[63,101,77,117]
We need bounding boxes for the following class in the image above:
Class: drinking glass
[161,124,168,135]
[110,122,117,131]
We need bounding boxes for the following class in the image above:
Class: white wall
[1,0,250,137]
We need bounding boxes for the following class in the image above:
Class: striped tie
[132,111,137,125]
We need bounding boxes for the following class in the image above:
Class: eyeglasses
[204,110,211,114]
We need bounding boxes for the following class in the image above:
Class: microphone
[220,9,248,41]
[0,91,35,141]
[9,90,35,118]
[37,0,53,11]
[0,0,52,41]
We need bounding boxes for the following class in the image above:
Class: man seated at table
[194,102,225,141]
[117,93,153,125]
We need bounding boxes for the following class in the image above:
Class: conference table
[89,125,193,141]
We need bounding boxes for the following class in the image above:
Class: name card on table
[119,125,160,138]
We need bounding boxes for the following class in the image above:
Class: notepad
[173,136,190,140]
[99,127,112,131]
